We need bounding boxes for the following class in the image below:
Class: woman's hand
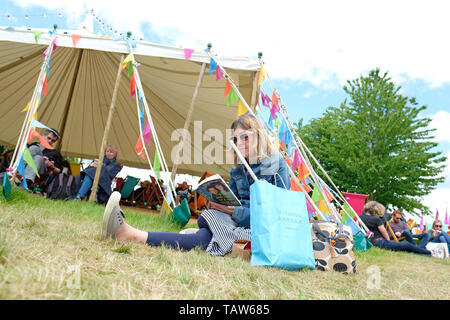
[90,161,98,168]
[206,200,235,215]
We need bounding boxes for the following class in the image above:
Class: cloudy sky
[1,0,449,220]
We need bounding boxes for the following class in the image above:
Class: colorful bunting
[216,67,223,81]
[292,150,301,173]
[153,150,161,180]
[130,73,136,98]
[257,66,266,87]
[271,91,279,107]
[42,76,47,97]
[419,215,424,230]
[122,54,132,69]
[184,48,194,60]
[445,208,449,225]
[27,129,53,150]
[22,100,31,112]
[227,89,240,106]
[260,91,271,108]
[318,199,330,214]
[237,100,248,117]
[127,61,133,78]
[306,195,316,217]
[322,185,334,202]
[142,121,152,145]
[134,135,145,160]
[435,209,439,221]
[311,185,322,205]
[278,119,292,147]
[17,156,28,190]
[268,114,274,129]
[72,34,81,47]
[162,198,172,215]
[30,120,51,130]
[208,58,217,75]
[34,30,44,44]
[2,173,11,199]
[23,146,40,178]
[224,80,232,97]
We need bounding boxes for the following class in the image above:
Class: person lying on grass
[360,201,431,256]
[101,114,290,256]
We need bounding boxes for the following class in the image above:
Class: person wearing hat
[389,210,430,249]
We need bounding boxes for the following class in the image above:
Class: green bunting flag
[34,30,44,44]
[341,208,349,223]
[127,61,133,79]
[2,173,11,199]
[23,146,40,178]
[311,185,323,205]
[153,150,161,180]
[226,89,240,106]
[343,202,356,218]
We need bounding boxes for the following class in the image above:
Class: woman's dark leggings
[145,215,212,251]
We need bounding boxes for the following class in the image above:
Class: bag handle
[274,172,288,190]
[229,139,259,182]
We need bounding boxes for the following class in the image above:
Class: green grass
[0,188,449,300]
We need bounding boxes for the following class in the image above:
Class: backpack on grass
[46,173,77,200]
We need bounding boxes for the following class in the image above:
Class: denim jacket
[229,153,290,228]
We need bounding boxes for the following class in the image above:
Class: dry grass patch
[0,189,449,300]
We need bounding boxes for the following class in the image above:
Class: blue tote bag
[249,179,315,271]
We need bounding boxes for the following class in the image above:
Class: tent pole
[162,62,207,213]
[89,55,125,203]
[250,71,259,112]
[57,49,84,151]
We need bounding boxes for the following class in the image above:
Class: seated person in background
[0,147,13,173]
[428,220,450,251]
[75,144,122,204]
[176,181,191,203]
[389,210,430,249]
[360,201,431,256]
[25,129,63,186]
[131,180,151,202]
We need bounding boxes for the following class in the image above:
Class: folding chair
[145,176,164,209]
[119,176,140,206]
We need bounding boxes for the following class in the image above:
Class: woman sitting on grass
[75,144,122,204]
[101,114,290,256]
[360,201,431,256]
[428,220,450,251]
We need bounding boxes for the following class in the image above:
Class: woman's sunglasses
[232,130,254,144]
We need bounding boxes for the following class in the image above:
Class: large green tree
[297,68,446,215]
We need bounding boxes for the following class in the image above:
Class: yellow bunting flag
[22,100,31,112]
[318,199,330,214]
[162,198,172,215]
[237,100,248,117]
[257,66,266,87]
[122,54,132,69]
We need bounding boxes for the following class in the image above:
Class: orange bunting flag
[290,177,302,192]
[72,34,81,47]
[42,76,47,97]
[299,162,310,179]
[224,80,232,97]
[134,135,145,160]
[27,128,53,149]
[285,155,293,166]
[322,186,334,202]
[130,73,136,98]
[271,91,278,107]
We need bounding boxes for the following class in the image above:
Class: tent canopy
[0,27,261,179]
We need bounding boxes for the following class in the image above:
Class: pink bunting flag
[216,67,223,81]
[435,209,439,221]
[292,150,301,172]
[42,76,47,97]
[270,102,280,119]
[142,120,152,145]
[184,48,194,60]
[72,34,81,47]
[306,195,315,216]
[51,38,57,51]
[445,208,449,225]
[261,91,271,108]
[419,215,424,230]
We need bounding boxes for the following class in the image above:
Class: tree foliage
[297,69,447,215]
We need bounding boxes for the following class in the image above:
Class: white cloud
[11,0,450,89]
[430,111,450,143]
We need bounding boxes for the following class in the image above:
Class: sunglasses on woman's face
[232,131,254,144]
[435,225,442,228]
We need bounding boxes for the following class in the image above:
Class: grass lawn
[0,188,449,300]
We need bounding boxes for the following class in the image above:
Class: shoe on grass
[102,191,125,240]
